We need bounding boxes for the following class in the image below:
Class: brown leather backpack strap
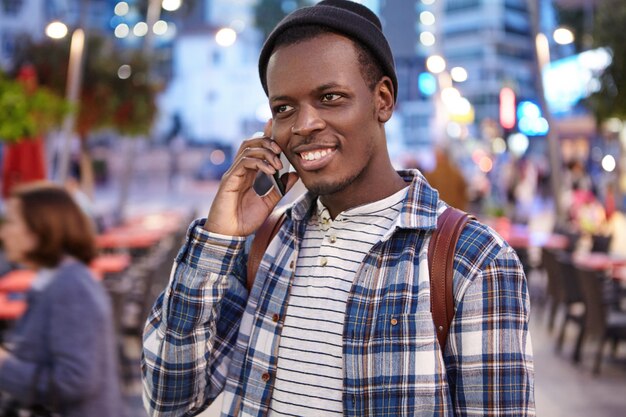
[428,207,474,351]
[246,206,288,292]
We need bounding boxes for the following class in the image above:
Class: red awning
[2,137,47,198]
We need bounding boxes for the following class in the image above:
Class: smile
[299,148,334,161]
[297,147,337,171]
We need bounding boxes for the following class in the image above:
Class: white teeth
[300,148,333,161]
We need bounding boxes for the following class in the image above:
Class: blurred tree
[0,66,70,196]
[0,72,69,143]
[12,34,157,198]
[254,0,314,40]
[586,0,626,122]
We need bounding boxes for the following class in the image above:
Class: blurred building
[152,0,268,145]
[440,0,538,124]
[0,0,112,72]
[156,23,267,144]
[1,0,52,70]
[378,0,433,150]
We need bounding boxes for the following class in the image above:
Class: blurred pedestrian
[422,147,468,210]
[0,182,125,417]
[142,1,534,416]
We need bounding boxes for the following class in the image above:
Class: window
[2,0,23,15]
[1,30,16,58]
[446,47,483,61]
[504,0,528,13]
[446,0,481,13]
[503,11,531,37]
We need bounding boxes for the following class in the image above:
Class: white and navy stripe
[269,187,408,416]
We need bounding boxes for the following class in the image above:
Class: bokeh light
[114,23,130,38]
[162,0,182,12]
[426,55,446,73]
[133,22,149,37]
[114,2,129,16]
[215,28,237,47]
[602,155,616,172]
[420,31,436,46]
[45,21,68,39]
[118,64,132,79]
[153,20,168,35]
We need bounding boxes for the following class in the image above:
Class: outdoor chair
[541,247,566,332]
[591,234,612,253]
[576,266,626,374]
[554,252,586,363]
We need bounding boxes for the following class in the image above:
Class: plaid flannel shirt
[142,169,535,417]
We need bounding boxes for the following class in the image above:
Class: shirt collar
[289,169,439,231]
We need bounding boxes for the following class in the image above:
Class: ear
[374,76,394,123]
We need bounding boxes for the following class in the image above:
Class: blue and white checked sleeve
[446,243,535,416]
[141,219,249,417]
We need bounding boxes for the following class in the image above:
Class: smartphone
[252,150,291,196]
[269,152,290,196]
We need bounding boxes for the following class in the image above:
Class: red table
[96,228,163,250]
[573,252,626,286]
[90,253,131,276]
[124,211,184,234]
[484,218,569,250]
[613,266,626,282]
[0,269,36,293]
[0,293,27,320]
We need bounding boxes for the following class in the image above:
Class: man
[142,1,535,416]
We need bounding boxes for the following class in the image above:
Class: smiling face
[0,198,38,268]
[266,32,396,211]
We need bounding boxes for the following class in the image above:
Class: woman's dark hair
[272,24,385,92]
[11,182,96,267]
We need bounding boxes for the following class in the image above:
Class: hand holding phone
[268,151,291,196]
[251,132,291,196]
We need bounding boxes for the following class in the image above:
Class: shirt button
[320,257,328,266]
[272,313,279,323]
[289,260,295,268]
[390,318,398,326]
[329,235,337,244]
[261,372,271,382]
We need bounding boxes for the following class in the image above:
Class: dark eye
[273,104,293,114]
[321,93,341,102]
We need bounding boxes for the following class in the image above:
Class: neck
[320,165,406,219]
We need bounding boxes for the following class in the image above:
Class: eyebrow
[269,82,344,103]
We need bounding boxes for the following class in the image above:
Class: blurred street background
[1,0,626,416]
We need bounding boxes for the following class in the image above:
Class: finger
[236,146,283,170]
[263,119,273,138]
[238,135,281,155]
[233,156,277,177]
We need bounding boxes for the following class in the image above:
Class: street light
[46,22,86,182]
[553,26,575,46]
[528,0,571,226]
[45,21,68,39]
[450,66,468,82]
[162,0,182,12]
[426,55,446,74]
[215,28,237,47]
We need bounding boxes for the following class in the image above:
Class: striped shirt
[142,169,535,417]
[269,188,408,416]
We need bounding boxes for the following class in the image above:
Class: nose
[291,104,325,137]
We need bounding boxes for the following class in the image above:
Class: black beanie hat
[258,0,397,102]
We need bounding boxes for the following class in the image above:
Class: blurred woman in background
[0,182,124,417]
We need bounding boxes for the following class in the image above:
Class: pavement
[99,175,626,417]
